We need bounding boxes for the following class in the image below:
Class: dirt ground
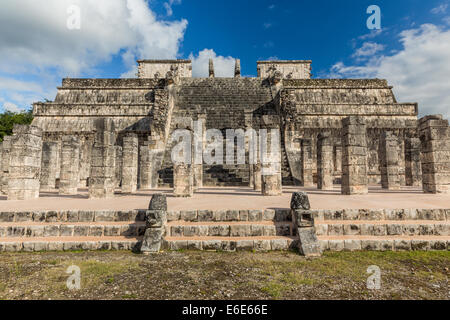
[0,250,448,300]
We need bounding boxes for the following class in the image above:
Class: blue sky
[1,0,450,117]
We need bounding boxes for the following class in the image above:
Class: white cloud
[268,4,275,10]
[352,42,385,59]
[358,29,384,40]
[0,0,187,75]
[0,0,187,110]
[431,3,448,14]
[0,77,43,93]
[189,49,236,78]
[331,24,450,119]
[3,102,21,113]
[263,22,272,29]
[164,0,181,17]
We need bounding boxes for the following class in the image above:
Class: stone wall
[7,125,43,200]
[419,115,450,193]
[137,60,192,79]
[279,79,417,185]
[29,60,427,189]
[257,61,311,79]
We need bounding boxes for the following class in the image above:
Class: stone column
[398,137,406,186]
[7,125,43,200]
[419,115,450,194]
[121,133,139,194]
[301,139,314,187]
[261,130,282,196]
[89,118,116,199]
[40,141,58,190]
[249,164,254,188]
[114,146,123,188]
[0,136,12,195]
[193,117,205,190]
[253,163,262,191]
[261,153,282,196]
[405,137,422,187]
[317,132,334,190]
[173,163,194,197]
[78,136,91,188]
[59,135,80,195]
[380,131,401,190]
[55,139,62,188]
[193,164,203,190]
[148,139,165,189]
[334,144,342,184]
[139,141,152,190]
[341,117,368,195]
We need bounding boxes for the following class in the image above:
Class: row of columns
[309,115,450,195]
[1,114,449,200]
[0,121,163,200]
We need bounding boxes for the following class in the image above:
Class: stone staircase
[1,208,448,252]
[313,209,450,251]
[158,77,277,187]
[163,209,297,251]
[0,210,145,252]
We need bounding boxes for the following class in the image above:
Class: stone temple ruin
[0,59,449,254]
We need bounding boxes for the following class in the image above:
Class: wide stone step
[163,236,297,251]
[316,220,450,236]
[0,221,146,238]
[0,236,143,252]
[0,210,146,223]
[318,235,450,251]
[166,209,292,223]
[311,208,449,221]
[167,221,294,237]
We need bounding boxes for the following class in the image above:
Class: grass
[0,250,448,300]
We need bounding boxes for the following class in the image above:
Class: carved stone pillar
[419,115,450,194]
[380,131,401,190]
[59,135,80,195]
[317,132,334,190]
[121,133,139,194]
[40,141,58,190]
[341,117,368,195]
[8,125,43,200]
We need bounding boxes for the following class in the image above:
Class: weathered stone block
[8,125,43,200]
[121,133,138,194]
[59,135,80,195]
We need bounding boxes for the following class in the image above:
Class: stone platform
[1,186,449,253]
[1,186,450,211]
